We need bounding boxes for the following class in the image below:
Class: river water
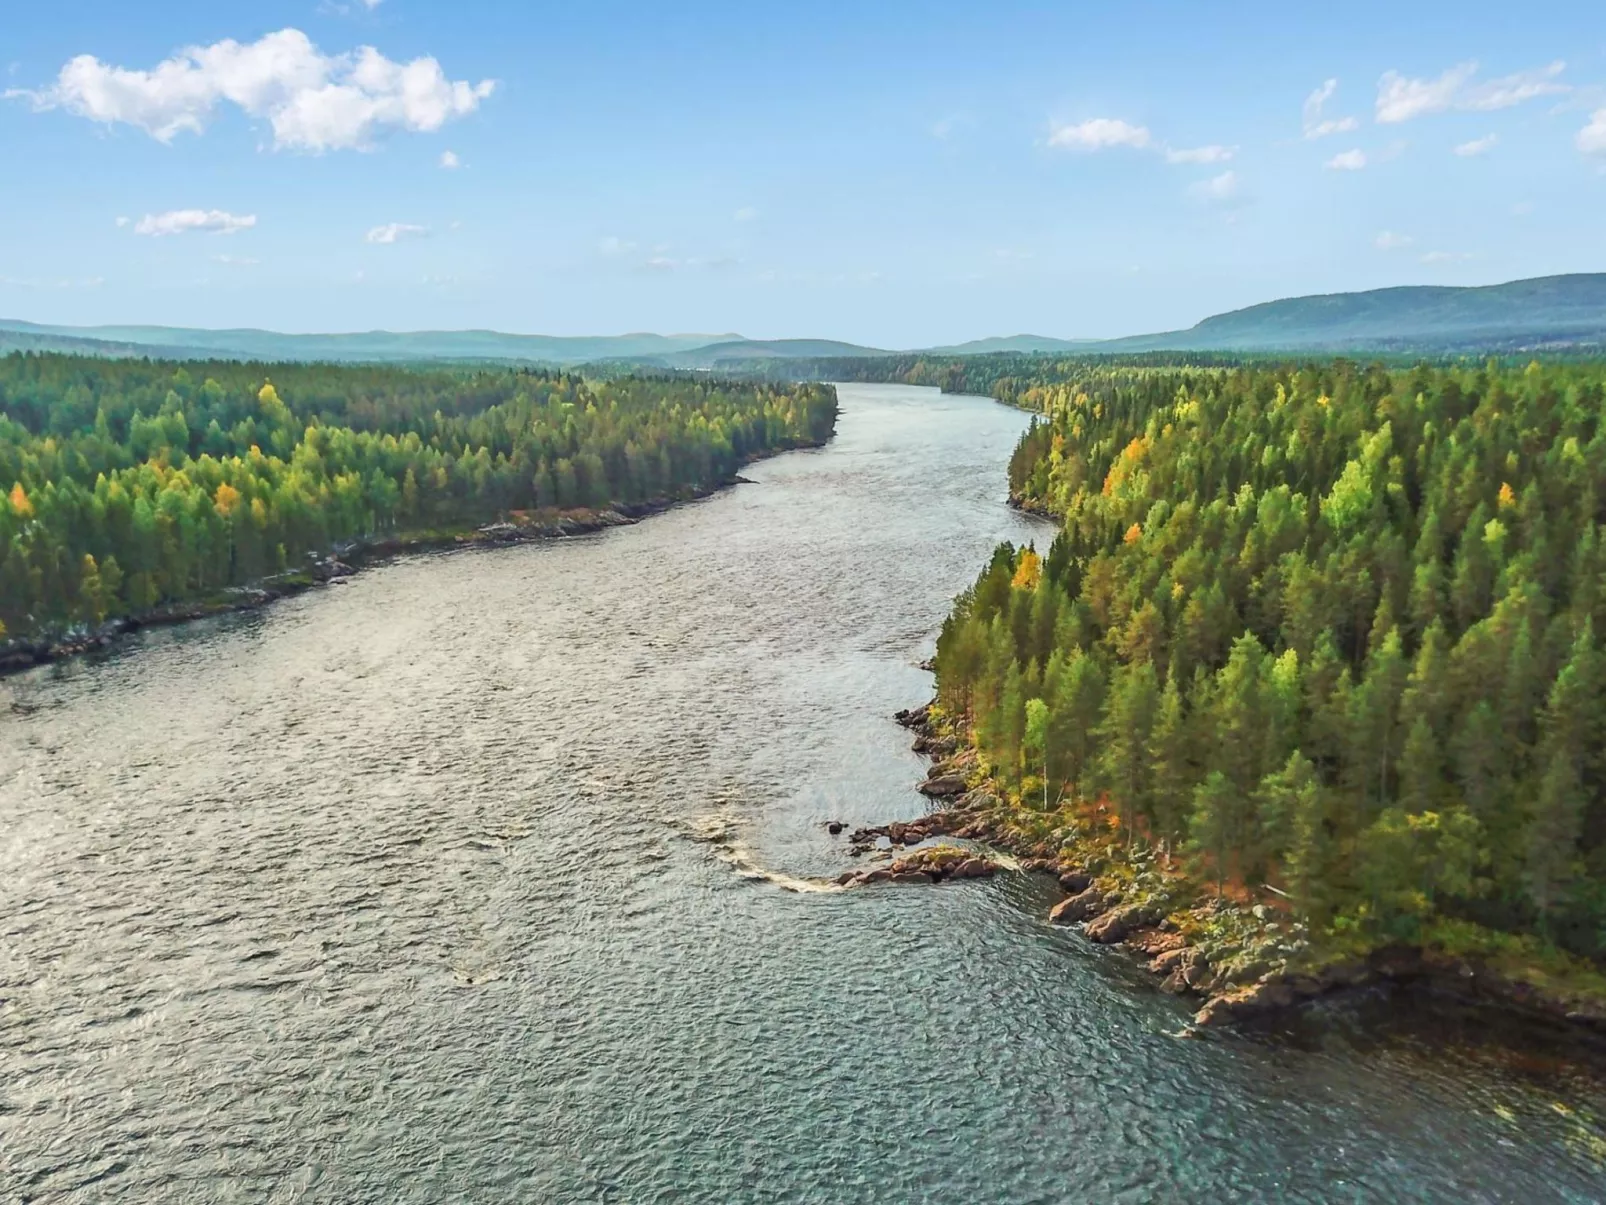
[2,383,1604,1203]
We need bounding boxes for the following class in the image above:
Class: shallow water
[3,383,1604,1203]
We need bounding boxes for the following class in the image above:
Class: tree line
[0,353,836,640]
[922,355,1606,964]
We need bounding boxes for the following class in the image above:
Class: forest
[921,355,1606,967]
[0,353,836,641]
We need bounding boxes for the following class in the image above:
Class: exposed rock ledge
[836,843,1000,888]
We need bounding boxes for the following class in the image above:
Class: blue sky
[2,0,1604,346]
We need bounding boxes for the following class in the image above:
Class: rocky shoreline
[0,478,759,681]
[880,699,1606,1042]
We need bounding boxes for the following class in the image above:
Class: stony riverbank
[0,481,755,680]
[884,699,1606,1041]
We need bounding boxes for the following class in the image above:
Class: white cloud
[365,221,426,243]
[7,28,495,152]
[598,236,636,256]
[1454,134,1498,156]
[1580,108,1606,156]
[439,148,459,169]
[1376,60,1567,123]
[1165,144,1235,164]
[1376,62,1479,123]
[642,256,678,272]
[1325,149,1367,170]
[734,206,757,221]
[134,209,257,236]
[1465,61,1567,111]
[1048,117,1151,151]
[212,253,259,265]
[1421,250,1474,264]
[363,0,383,8]
[114,215,130,227]
[1187,170,1241,204]
[1375,231,1413,250]
[1303,79,1359,139]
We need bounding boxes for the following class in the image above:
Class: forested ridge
[927,356,1606,971]
[0,354,836,641]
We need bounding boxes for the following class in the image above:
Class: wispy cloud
[1376,62,1479,122]
[1048,117,1151,151]
[1303,79,1359,138]
[1164,144,1235,164]
[1374,231,1413,250]
[1049,117,1238,176]
[1466,61,1569,111]
[134,209,256,236]
[734,206,757,222]
[5,28,495,152]
[598,236,636,256]
[1376,60,1567,123]
[1325,149,1367,170]
[439,149,460,169]
[365,221,427,243]
[1454,133,1498,156]
[212,253,260,265]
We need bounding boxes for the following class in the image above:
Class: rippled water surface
[4,384,1606,1203]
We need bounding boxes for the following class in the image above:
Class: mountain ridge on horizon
[4,272,1605,365]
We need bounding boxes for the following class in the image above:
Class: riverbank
[0,475,760,680]
[886,700,1606,1045]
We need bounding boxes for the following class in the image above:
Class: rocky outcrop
[893,702,932,729]
[918,774,968,798]
[1049,885,1115,925]
[1084,902,1168,945]
[847,812,964,853]
[837,844,1001,888]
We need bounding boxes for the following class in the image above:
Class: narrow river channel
[2,383,1603,1202]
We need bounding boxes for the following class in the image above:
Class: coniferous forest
[914,356,1606,972]
[0,354,836,641]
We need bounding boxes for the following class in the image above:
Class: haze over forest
[4,2,1605,345]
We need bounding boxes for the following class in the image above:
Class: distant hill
[640,338,890,370]
[6,272,1605,368]
[0,320,745,365]
[1101,273,1606,353]
[924,335,1099,355]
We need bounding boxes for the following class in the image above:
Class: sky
[2,0,1605,347]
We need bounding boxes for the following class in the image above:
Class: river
[2,383,1604,1203]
